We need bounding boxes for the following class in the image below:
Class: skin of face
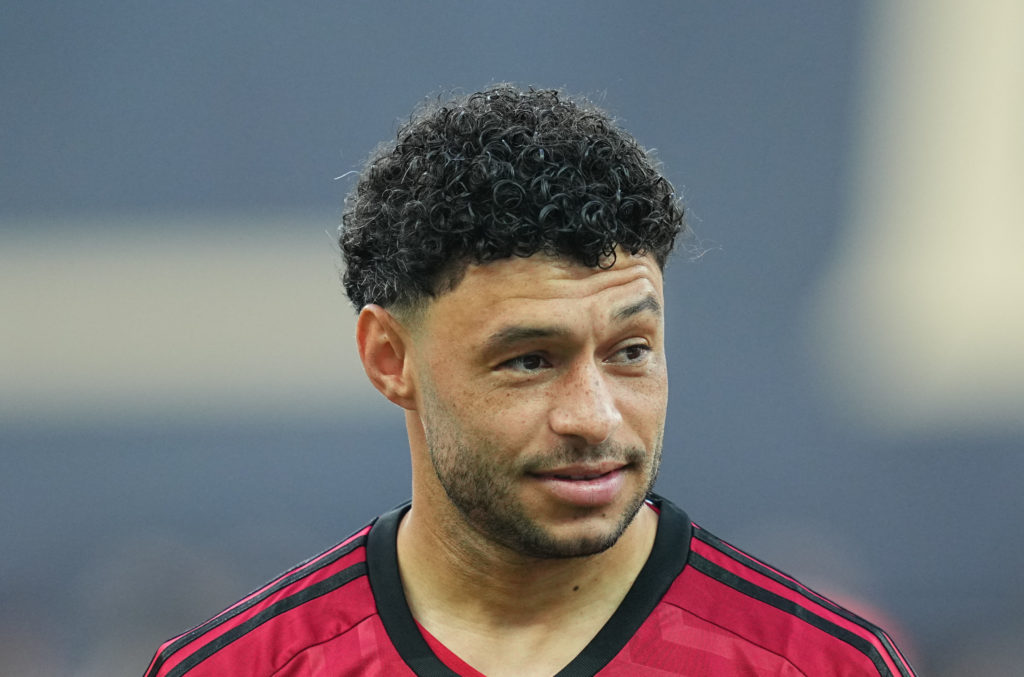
[406,251,669,560]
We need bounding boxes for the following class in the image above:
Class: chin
[529,532,623,560]
[503,504,644,560]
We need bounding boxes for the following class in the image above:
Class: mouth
[550,472,612,480]
[527,463,631,507]
[529,461,627,480]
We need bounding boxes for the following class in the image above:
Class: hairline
[383,249,668,333]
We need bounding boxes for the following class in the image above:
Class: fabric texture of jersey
[145,495,916,676]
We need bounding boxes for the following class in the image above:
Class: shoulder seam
[688,550,893,676]
[146,531,369,677]
[160,560,368,677]
[692,526,914,676]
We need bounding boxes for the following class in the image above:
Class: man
[145,85,916,676]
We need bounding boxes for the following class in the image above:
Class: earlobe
[355,305,417,410]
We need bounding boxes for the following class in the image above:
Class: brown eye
[501,353,550,372]
[610,344,651,364]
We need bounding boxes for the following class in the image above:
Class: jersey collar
[367,493,691,677]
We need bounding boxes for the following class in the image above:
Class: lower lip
[530,468,626,507]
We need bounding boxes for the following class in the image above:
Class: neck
[395,411,660,675]
[397,498,658,631]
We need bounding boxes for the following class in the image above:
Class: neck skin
[395,410,659,676]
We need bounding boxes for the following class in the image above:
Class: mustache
[521,441,647,473]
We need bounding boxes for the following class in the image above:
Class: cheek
[424,359,478,410]
[493,388,543,425]
[428,369,537,440]
[616,372,669,425]
[471,385,553,447]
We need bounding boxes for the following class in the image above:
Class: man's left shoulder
[649,498,916,676]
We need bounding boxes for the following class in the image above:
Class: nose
[548,361,623,447]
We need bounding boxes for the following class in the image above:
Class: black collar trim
[366,494,691,677]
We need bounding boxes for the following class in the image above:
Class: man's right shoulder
[143,524,377,677]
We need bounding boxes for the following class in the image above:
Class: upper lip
[530,461,627,479]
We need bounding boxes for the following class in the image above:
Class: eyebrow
[612,294,662,321]
[482,294,662,353]
[483,325,571,353]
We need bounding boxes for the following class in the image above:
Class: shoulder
[143,524,376,677]
[655,512,916,676]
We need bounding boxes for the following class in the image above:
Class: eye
[500,353,551,372]
[608,343,652,365]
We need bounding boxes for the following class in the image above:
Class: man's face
[410,251,668,559]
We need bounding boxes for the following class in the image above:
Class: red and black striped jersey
[144,495,916,676]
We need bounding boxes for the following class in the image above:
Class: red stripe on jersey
[145,526,372,677]
[686,529,912,676]
[668,563,884,675]
[163,573,376,677]
[696,528,914,675]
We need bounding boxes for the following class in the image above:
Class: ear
[356,304,418,410]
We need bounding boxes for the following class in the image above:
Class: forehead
[419,252,664,337]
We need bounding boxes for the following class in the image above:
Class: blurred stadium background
[2,2,1022,674]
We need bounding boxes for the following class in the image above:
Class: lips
[551,472,611,480]
[531,461,625,481]
[528,463,629,507]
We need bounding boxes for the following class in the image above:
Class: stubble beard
[423,407,663,560]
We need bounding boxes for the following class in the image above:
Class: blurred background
[2,1,1022,675]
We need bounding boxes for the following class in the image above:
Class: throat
[395,502,659,674]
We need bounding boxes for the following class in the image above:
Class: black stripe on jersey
[369,496,694,677]
[368,504,462,677]
[688,553,892,677]
[692,528,914,677]
[146,533,368,677]
[553,495,691,677]
[164,560,368,677]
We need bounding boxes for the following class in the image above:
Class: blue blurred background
[3,2,1022,675]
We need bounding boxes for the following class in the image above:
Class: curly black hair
[340,84,686,311]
